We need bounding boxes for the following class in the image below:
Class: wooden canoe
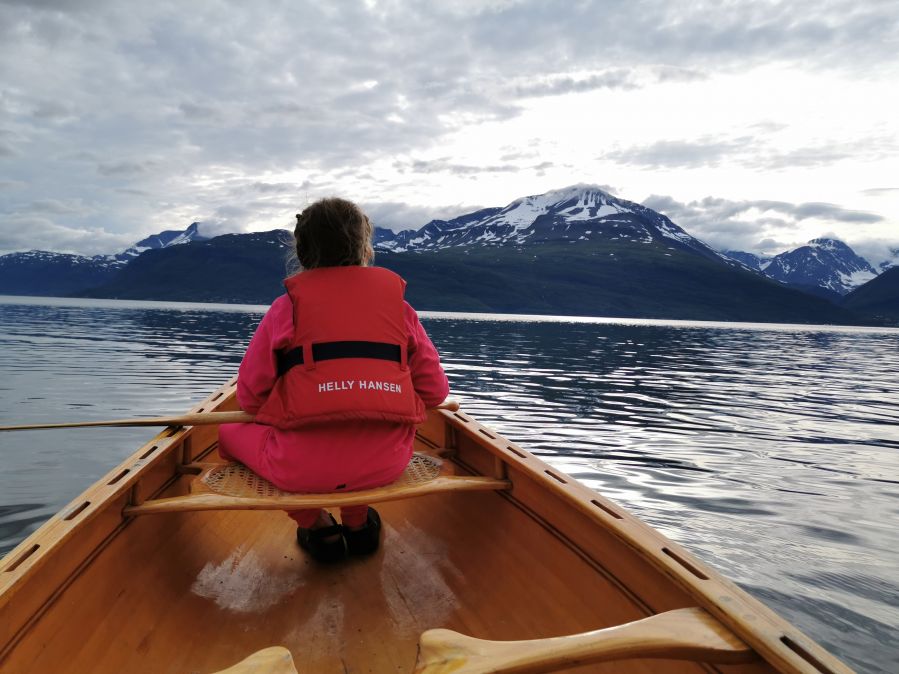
[0,378,853,673]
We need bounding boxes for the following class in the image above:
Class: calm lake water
[1,295,897,672]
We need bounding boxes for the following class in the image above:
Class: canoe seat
[123,452,510,516]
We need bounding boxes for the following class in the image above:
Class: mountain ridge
[0,185,890,325]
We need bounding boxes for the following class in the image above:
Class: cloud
[605,137,752,169]
[862,187,899,196]
[0,215,132,256]
[513,70,641,97]
[0,0,898,253]
[360,201,482,232]
[97,161,155,177]
[27,198,95,216]
[607,135,896,171]
[394,157,555,176]
[643,194,888,254]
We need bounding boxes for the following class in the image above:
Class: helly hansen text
[318,380,403,393]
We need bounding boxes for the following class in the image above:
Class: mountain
[0,222,206,297]
[80,231,291,304]
[77,185,860,324]
[116,221,207,261]
[0,250,122,297]
[375,185,731,265]
[842,266,899,324]
[726,238,878,301]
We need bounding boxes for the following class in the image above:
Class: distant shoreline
[3,294,898,334]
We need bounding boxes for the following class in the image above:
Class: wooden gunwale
[0,380,852,673]
[0,378,239,662]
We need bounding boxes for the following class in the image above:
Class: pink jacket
[233,293,449,492]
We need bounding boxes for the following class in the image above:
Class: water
[1,296,897,672]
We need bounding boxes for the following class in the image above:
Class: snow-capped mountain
[375,184,729,264]
[756,238,878,297]
[0,222,208,296]
[115,222,207,261]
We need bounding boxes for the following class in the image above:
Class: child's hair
[293,198,373,270]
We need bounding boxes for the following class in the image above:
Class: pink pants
[218,422,409,528]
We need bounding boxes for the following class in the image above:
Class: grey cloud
[0,143,18,157]
[179,102,220,120]
[0,214,131,256]
[644,194,888,254]
[862,187,899,196]
[514,70,640,97]
[608,135,894,171]
[28,198,94,215]
[32,100,74,121]
[97,161,154,177]
[361,201,483,233]
[605,137,752,169]
[395,157,555,176]
[251,182,295,194]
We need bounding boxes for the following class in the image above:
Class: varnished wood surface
[0,473,710,673]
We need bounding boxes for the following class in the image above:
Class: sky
[1,0,898,263]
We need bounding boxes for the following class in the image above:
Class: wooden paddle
[0,400,460,432]
[413,607,756,673]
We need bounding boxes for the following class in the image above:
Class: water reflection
[1,298,898,672]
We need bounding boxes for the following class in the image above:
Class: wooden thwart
[414,607,756,673]
[124,452,510,516]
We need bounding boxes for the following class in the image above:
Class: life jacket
[254,266,427,428]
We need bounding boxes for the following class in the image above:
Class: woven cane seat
[200,452,443,499]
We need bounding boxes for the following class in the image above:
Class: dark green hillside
[79,232,293,304]
[842,267,899,324]
[0,252,120,297]
[379,241,857,323]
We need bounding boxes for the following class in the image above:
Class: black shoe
[297,513,346,563]
[343,507,382,556]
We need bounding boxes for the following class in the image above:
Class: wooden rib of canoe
[0,378,853,674]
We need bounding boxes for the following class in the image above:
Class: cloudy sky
[1,0,898,262]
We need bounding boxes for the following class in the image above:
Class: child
[219,197,449,562]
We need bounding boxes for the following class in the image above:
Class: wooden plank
[123,476,511,515]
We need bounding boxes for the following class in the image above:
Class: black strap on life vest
[276,340,402,376]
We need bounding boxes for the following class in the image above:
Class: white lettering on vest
[317,380,358,393]
[348,380,403,393]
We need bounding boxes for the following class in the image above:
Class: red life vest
[254,266,427,428]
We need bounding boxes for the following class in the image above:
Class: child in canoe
[219,198,449,562]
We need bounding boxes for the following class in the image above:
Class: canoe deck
[2,470,702,673]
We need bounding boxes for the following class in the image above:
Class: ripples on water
[1,297,898,672]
